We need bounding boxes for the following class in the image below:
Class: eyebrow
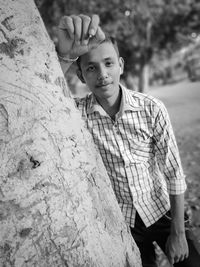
[85,57,114,65]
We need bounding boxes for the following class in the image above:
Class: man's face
[77,42,124,100]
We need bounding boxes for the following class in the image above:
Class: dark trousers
[130,212,200,267]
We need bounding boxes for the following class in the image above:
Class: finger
[174,255,180,263]
[182,251,189,261]
[79,15,91,44]
[185,244,189,259]
[185,250,189,259]
[178,255,185,262]
[88,14,100,37]
[58,16,74,40]
[71,15,82,43]
[168,255,174,265]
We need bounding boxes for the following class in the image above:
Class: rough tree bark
[0,0,141,266]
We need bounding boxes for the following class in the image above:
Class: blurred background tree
[36,0,200,93]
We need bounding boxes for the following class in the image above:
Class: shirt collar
[86,84,142,116]
[86,93,107,116]
[120,84,142,112]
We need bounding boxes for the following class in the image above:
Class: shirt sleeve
[153,101,187,195]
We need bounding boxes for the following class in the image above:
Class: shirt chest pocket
[128,134,153,163]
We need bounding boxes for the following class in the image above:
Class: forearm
[170,193,185,234]
[59,60,73,76]
[165,193,189,264]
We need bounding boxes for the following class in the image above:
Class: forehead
[80,42,118,66]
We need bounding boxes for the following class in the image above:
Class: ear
[119,57,124,75]
[76,69,85,84]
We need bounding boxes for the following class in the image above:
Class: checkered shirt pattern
[74,85,187,227]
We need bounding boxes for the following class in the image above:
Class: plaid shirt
[75,85,187,227]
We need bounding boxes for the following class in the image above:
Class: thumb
[88,26,105,49]
[95,26,106,42]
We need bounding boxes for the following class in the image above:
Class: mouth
[96,82,112,88]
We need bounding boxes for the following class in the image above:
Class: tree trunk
[138,20,152,93]
[0,1,141,266]
[138,63,149,93]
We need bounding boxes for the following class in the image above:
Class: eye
[86,65,95,72]
[105,61,114,67]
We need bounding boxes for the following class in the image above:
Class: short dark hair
[76,35,120,70]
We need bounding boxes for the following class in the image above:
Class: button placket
[113,123,127,161]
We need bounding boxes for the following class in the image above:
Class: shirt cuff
[166,177,187,195]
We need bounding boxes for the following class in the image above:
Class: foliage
[37,0,200,82]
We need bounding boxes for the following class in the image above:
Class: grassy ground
[149,80,200,266]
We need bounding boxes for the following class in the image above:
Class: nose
[97,65,108,80]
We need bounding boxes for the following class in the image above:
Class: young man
[57,14,200,267]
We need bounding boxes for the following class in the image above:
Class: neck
[95,87,122,119]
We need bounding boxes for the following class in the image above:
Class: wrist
[57,53,78,63]
[55,46,78,63]
[171,229,185,236]
[170,222,185,235]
